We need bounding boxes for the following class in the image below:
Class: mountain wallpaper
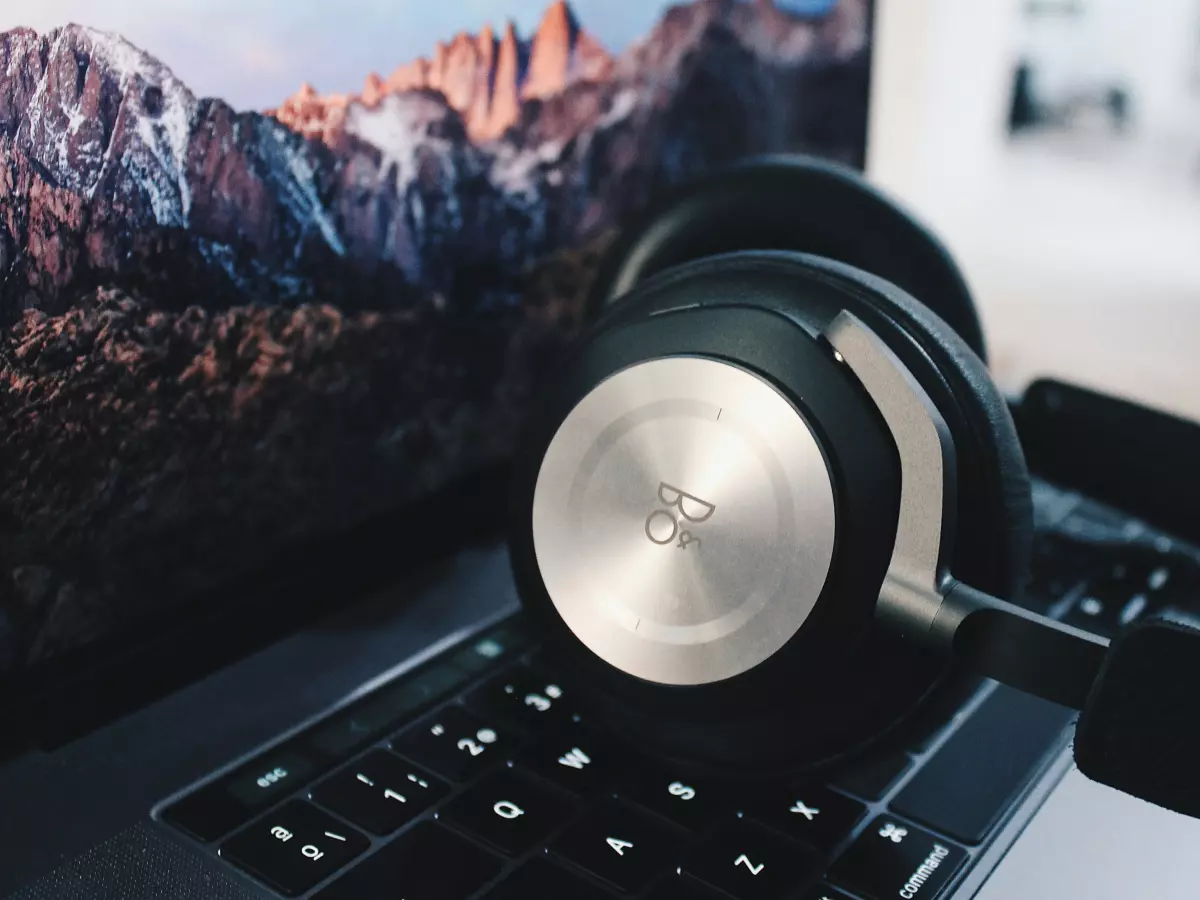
[0,0,872,672]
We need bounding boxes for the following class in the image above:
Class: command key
[828,816,966,900]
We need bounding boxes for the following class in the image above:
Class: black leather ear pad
[589,154,989,362]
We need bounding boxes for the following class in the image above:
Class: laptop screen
[0,2,874,682]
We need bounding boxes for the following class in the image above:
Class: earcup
[513,251,1033,778]
[591,251,1032,599]
[589,154,989,362]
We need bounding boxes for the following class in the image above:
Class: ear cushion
[589,154,989,362]
[591,250,1031,599]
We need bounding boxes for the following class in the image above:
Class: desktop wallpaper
[0,0,872,673]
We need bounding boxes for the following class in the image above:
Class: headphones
[507,155,1200,819]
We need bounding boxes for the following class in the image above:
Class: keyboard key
[165,743,323,842]
[465,665,576,729]
[617,763,727,832]
[746,785,865,851]
[892,685,1072,843]
[393,705,514,783]
[552,800,683,893]
[219,801,369,897]
[516,727,616,796]
[485,859,611,899]
[828,817,965,900]
[439,768,575,856]
[831,750,911,800]
[681,822,819,900]
[310,750,447,836]
[802,886,857,900]
[312,821,501,900]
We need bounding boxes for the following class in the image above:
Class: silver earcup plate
[532,356,838,685]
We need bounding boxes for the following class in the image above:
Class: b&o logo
[644,482,715,551]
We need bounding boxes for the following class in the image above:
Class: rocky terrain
[0,0,871,670]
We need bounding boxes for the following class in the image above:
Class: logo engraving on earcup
[644,482,715,550]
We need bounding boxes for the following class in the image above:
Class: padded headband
[588,154,988,361]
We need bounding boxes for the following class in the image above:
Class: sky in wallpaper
[1,1,839,111]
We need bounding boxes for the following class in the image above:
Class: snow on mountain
[15,25,196,226]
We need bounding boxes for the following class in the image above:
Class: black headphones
[507,155,1200,820]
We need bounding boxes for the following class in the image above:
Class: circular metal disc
[531,356,837,686]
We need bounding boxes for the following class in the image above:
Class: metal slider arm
[935,580,1111,710]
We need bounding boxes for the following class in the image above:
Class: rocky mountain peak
[523,0,611,100]
[268,2,611,145]
[6,23,197,225]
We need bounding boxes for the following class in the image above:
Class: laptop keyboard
[159,479,1200,899]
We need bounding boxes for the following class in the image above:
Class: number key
[310,750,447,835]
[681,822,819,900]
[392,705,512,783]
[466,665,574,729]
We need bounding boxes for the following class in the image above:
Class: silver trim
[824,311,957,645]
[531,356,838,685]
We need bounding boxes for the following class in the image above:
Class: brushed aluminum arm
[824,311,1109,709]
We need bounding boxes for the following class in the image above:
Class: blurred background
[871,0,1200,421]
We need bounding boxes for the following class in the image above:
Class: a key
[438,768,575,857]
[312,821,501,900]
[515,727,615,796]
[617,762,727,832]
[827,816,966,900]
[219,800,368,896]
[551,800,683,893]
[310,750,447,835]
[465,664,575,729]
[745,784,865,851]
[483,859,611,899]
[392,705,512,783]
[680,821,819,900]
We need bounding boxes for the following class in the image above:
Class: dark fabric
[1076,616,1200,819]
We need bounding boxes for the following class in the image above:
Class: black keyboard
[158,480,1200,900]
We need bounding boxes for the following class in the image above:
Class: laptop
[3,2,1200,898]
